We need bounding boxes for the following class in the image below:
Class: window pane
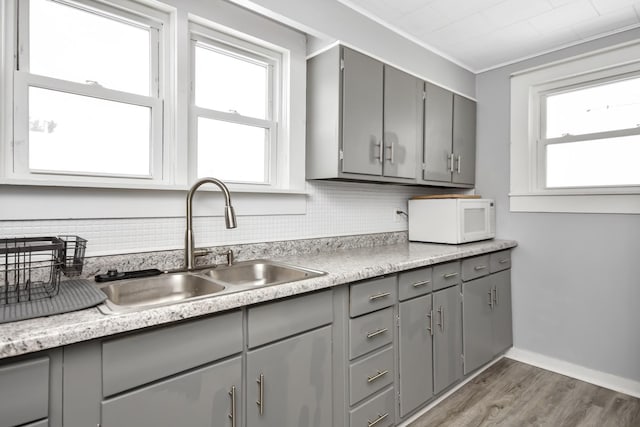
[546,77,640,138]
[197,118,267,183]
[194,44,268,119]
[29,87,151,176]
[546,135,640,187]
[29,0,151,96]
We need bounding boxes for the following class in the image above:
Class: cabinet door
[463,276,494,374]
[383,65,419,179]
[246,326,332,427]
[398,294,433,417]
[423,82,453,182]
[100,356,242,427]
[452,94,476,185]
[492,270,513,355]
[341,47,383,176]
[433,286,463,394]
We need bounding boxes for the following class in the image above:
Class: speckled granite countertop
[0,239,516,359]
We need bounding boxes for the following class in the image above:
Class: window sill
[0,179,309,220]
[509,193,640,214]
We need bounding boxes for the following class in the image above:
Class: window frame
[189,24,282,187]
[510,39,640,214]
[7,0,170,185]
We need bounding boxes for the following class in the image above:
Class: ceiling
[336,0,640,72]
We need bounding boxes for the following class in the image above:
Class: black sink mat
[0,279,107,324]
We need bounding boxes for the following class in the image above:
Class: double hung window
[13,0,163,181]
[190,26,280,186]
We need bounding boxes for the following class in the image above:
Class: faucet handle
[193,248,214,258]
[223,249,234,267]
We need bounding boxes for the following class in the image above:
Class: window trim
[7,0,171,185]
[188,23,284,188]
[510,39,640,214]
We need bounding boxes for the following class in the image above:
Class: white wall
[0,0,474,256]
[476,28,640,383]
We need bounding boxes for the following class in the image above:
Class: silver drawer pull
[499,258,509,264]
[228,385,237,427]
[443,272,458,279]
[367,369,389,383]
[474,265,487,271]
[412,280,430,288]
[369,292,391,301]
[368,412,389,427]
[256,374,264,415]
[366,328,388,339]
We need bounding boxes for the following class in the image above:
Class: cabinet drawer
[433,260,461,291]
[349,307,393,360]
[102,310,242,397]
[462,255,490,281]
[350,347,394,405]
[490,250,511,273]
[349,387,394,427]
[248,289,332,348]
[0,357,49,427]
[398,267,432,301]
[350,276,397,317]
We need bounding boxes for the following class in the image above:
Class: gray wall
[228,0,475,98]
[476,29,640,382]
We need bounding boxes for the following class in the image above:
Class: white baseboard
[506,347,640,399]
[397,356,505,427]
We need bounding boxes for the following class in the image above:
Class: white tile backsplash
[0,181,439,256]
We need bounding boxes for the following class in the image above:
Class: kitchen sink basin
[202,259,325,288]
[98,273,225,313]
[97,259,326,314]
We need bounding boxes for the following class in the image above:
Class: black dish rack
[0,236,87,305]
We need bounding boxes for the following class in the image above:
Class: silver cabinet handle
[412,280,430,288]
[366,328,388,339]
[368,412,389,427]
[369,292,391,301]
[427,310,433,336]
[443,272,458,279]
[474,265,487,271]
[447,153,455,172]
[228,385,237,427]
[499,258,509,264]
[367,369,389,383]
[437,306,444,332]
[386,143,394,164]
[374,142,383,163]
[256,373,264,415]
[493,286,498,306]
[488,290,494,309]
[456,155,461,173]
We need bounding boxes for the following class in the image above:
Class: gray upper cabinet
[306,45,419,184]
[420,84,477,187]
[423,82,453,183]
[432,285,463,395]
[342,47,384,176]
[246,326,333,427]
[398,294,433,417]
[383,65,420,179]
[452,94,477,185]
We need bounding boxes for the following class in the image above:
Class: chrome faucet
[185,177,237,270]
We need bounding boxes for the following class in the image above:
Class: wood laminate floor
[409,358,640,427]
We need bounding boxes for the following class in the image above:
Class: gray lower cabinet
[0,350,62,427]
[398,294,433,417]
[246,325,333,427]
[101,356,241,427]
[463,269,513,374]
[433,285,463,394]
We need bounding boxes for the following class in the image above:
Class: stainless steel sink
[98,273,225,313]
[97,260,326,314]
[202,259,325,288]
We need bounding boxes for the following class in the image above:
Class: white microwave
[408,198,496,244]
